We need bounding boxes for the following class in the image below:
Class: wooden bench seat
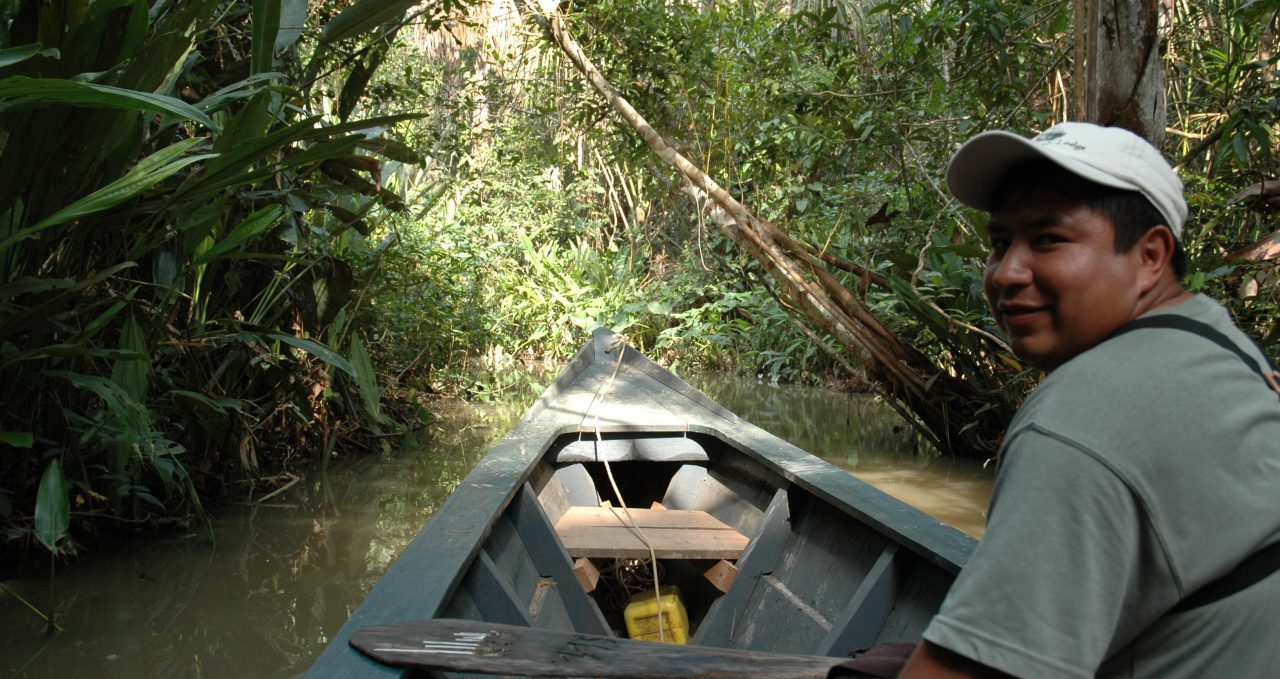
[554,506,749,560]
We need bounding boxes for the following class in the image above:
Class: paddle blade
[351,618,837,679]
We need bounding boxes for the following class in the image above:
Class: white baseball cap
[946,122,1188,239]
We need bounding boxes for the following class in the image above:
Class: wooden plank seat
[555,506,749,560]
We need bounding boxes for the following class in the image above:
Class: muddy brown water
[0,371,991,678]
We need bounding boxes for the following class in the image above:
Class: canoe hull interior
[442,431,955,662]
[306,330,975,678]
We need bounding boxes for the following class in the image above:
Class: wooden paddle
[350,617,840,678]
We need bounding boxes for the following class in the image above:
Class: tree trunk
[515,0,1008,459]
[1083,0,1167,144]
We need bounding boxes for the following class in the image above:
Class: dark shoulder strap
[1110,315,1277,375]
[1112,315,1280,614]
[1169,541,1280,614]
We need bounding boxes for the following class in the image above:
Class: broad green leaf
[195,74,292,115]
[930,242,989,259]
[2,345,144,366]
[192,205,286,265]
[169,390,246,438]
[34,460,69,553]
[0,44,59,69]
[252,0,283,75]
[357,137,423,164]
[214,88,278,153]
[303,112,428,139]
[111,313,149,402]
[0,139,215,253]
[277,0,309,51]
[319,0,416,45]
[278,136,364,172]
[48,370,153,445]
[177,116,319,199]
[0,77,219,130]
[169,390,247,413]
[349,335,391,426]
[271,333,356,376]
[76,288,137,342]
[0,277,76,300]
[133,489,164,509]
[0,263,137,344]
[0,431,33,447]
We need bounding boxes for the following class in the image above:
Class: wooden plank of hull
[507,484,612,634]
[821,544,905,656]
[696,488,793,648]
[555,506,749,560]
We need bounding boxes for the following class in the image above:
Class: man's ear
[1136,225,1178,291]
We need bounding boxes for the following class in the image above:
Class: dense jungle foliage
[1,0,1276,565]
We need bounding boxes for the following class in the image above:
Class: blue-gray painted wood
[821,544,904,655]
[552,436,710,463]
[307,328,976,677]
[730,490,888,654]
[465,550,535,626]
[509,483,611,634]
[661,464,709,510]
[485,512,552,621]
[694,488,792,648]
[876,565,954,643]
[692,463,775,538]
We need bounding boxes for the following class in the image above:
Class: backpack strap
[1110,314,1280,614]
[1169,541,1280,614]
[1110,315,1280,396]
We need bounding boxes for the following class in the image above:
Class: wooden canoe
[306,329,977,677]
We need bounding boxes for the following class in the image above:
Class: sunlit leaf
[276,0,309,51]
[357,137,423,164]
[252,0,283,75]
[349,335,391,426]
[194,73,291,114]
[0,77,219,130]
[192,205,287,265]
[271,333,356,376]
[0,139,215,253]
[318,0,417,45]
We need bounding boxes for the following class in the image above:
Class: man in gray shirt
[897,122,1280,677]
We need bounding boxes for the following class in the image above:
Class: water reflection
[0,368,990,678]
[687,373,992,538]
[0,388,538,679]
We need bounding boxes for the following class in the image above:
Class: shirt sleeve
[922,426,1167,678]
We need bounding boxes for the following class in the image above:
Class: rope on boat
[579,336,666,642]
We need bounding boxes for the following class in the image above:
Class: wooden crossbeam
[555,507,748,560]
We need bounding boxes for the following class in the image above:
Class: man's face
[984,187,1145,371]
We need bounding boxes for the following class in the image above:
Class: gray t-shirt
[924,294,1280,677]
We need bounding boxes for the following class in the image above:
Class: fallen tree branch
[516,0,1005,458]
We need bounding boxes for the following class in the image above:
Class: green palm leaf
[0,76,220,130]
[0,138,216,254]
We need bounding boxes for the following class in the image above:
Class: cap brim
[946,130,1142,212]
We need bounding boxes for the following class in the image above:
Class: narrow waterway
[0,370,991,678]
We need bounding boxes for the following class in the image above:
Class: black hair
[992,160,1187,279]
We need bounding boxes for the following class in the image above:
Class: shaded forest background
[1,0,1276,564]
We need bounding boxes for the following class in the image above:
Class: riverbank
[1,370,990,678]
